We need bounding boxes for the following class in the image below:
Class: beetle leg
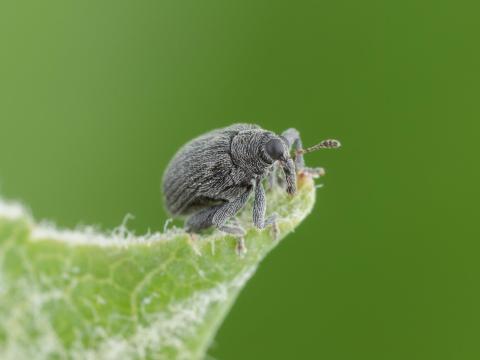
[265,213,279,240]
[235,237,247,256]
[218,224,246,237]
[281,158,297,195]
[185,205,222,233]
[186,203,248,234]
[267,167,275,190]
[253,179,267,228]
[212,189,252,228]
[266,164,280,190]
[185,205,247,256]
[253,179,279,239]
[221,226,248,257]
[186,186,252,233]
[281,128,305,171]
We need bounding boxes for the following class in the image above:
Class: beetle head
[264,137,296,195]
[265,138,288,162]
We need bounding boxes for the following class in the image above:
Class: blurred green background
[0,0,479,359]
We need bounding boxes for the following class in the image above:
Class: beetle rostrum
[162,123,340,237]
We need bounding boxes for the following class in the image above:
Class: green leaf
[0,176,316,359]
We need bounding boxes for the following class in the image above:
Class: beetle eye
[265,138,285,160]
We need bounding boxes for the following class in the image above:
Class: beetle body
[162,123,336,236]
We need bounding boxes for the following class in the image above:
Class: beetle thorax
[230,130,274,176]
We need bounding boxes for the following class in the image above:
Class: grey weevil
[162,123,340,240]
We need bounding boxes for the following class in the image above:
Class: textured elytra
[0,174,316,360]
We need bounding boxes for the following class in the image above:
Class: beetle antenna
[297,139,341,155]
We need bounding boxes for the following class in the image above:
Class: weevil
[162,124,340,240]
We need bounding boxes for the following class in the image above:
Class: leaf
[0,175,316,360]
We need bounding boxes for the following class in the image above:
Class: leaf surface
[0,176,316,359]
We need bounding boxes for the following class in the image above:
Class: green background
[0,0,479,359]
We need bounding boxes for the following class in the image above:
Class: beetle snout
[279,151,291,163]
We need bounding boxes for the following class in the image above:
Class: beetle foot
[218,224,246,237]
[267,164,283,190]
[235,237,247,257]
[265,213,279,240]
[229,217,242,227]
[299,167,325,178]
[187,232,198,241]
[218,225,248,256]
